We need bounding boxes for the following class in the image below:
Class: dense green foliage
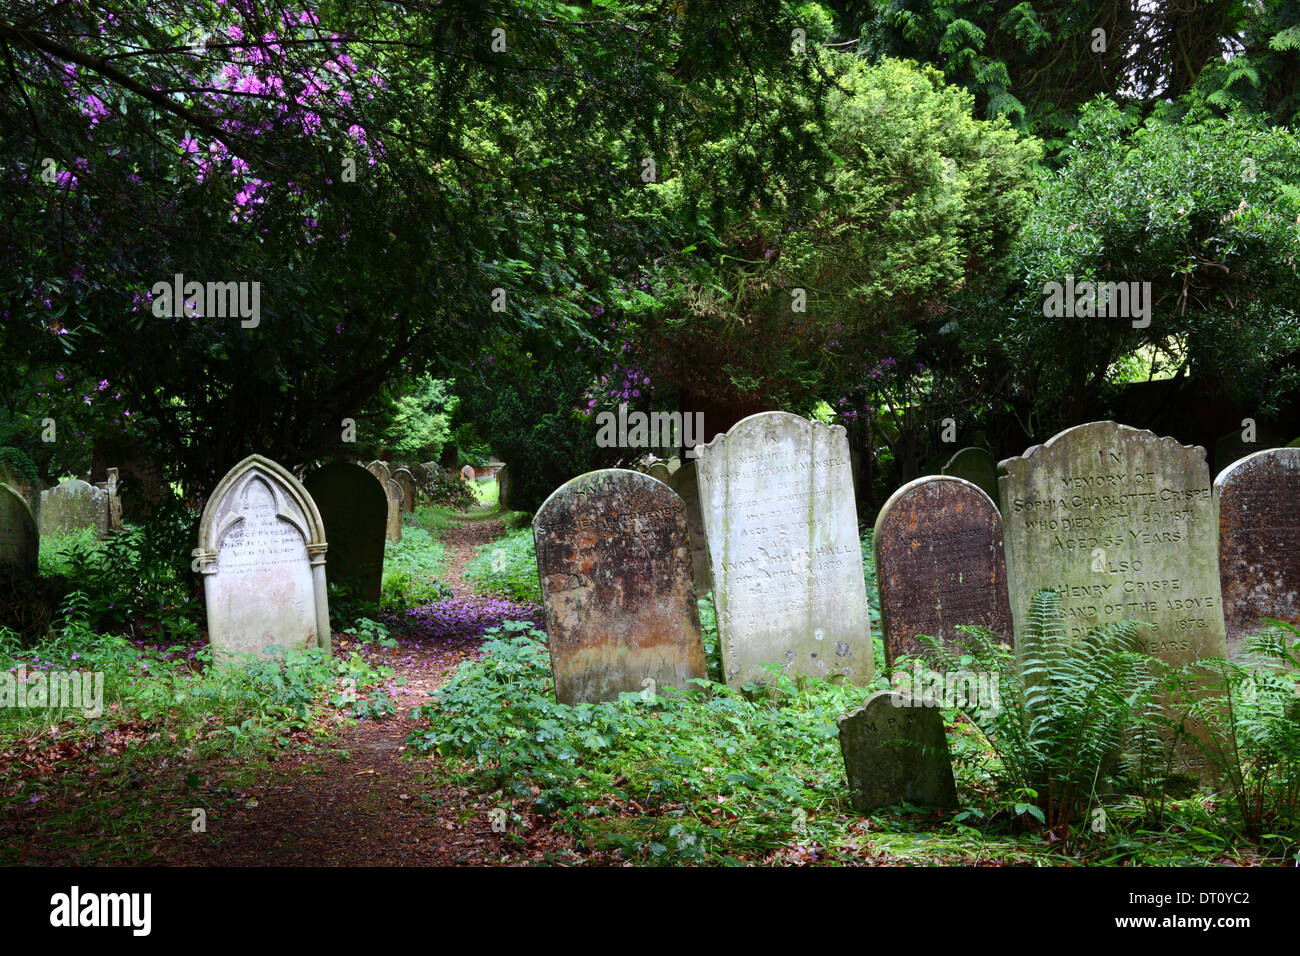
[464,527,542,604]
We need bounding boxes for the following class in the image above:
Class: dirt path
[4,509,581,866]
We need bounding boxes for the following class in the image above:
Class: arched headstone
[534,469,706,704]
[392,467,417,514]
[39,478,109,538]
[1215,447,1300,657]
[366,460,391,485]
[194,455,330,661]
[460,464,476,482]
[940,447,999,505]
[874,475,1013,667]
[0,483,38,576]
[305,462,387,603]
[383,478,404,543]
[695,411,873,688]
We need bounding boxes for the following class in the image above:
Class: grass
[463,527,541,604]
[380,526,451,607]
[470,476,499,505]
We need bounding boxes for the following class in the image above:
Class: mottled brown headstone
[366,460,391,485]
[874,476,1014,667]
[305,462,387,603]
[460,464,476,482]
[838,690,957,812]
[1215,447,1300,657]
[533,469,707,705]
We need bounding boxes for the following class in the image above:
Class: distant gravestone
[39,478,109,538]
[305,462,387,603]
[874,476,1014,667]
[383,479,404,543]
[496,464,510,509]
[0,483,38,576]
[1215,447,1300,657]
[408,462,429,484]
[837,690,957,812]
[941,447,999,503]
[1214,426,1285,476]
[1000,421,1228,779]
[392,467,417,514]
[94,467,123,531]
[534,469,707,704]
[460,464,476,482]
[194,455,330,662]
[695,411,874,688]
[664,460,710,596]
[366,460,391,485]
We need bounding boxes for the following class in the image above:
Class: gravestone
[366,460,391,485]
[496,464,510,509]
[941,447,999,504]
[837,690,957,812]
[1214,426,1285,476]
[533,469,707,704]
[664,460,710,596]
[94,467,123,531]
[38,478,109,538]
[383,478,404,543]
[193,454,330,661]
[0,459,40,516]
[695,411,874,688]
[1000,421,1228,779]
[874,476,1014,667]
[460,464,476,482]
[304,462,387,603]
[0,483,38,576]
[392,467,417,514]
[408,462,429,484]
[1215,447,1300,657]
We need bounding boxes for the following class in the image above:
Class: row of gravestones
[0,470,126,578]
[531,414,1300,809]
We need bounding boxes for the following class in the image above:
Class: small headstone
[383,478,404,543]
[874,476,1014,666]
[194,455,330,661]
[1215,447,1300,657]
[408,462,429,484]
[94,467,123,531]
[837,690,957,812]
[0,483,38,576]
[460,464,476,482]
[695,411,874,688]
[533,468,707,704]
[1000,421,1228,780]
[38,478,109,537]
[305,462,387,603]
[392,467,417,514]
[496,464,510,508]
[664,460,710,597]
[366,460,391,485]
[940,447,999,503]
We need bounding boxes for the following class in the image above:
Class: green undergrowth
[380,526,451,607]
[464,527,542,604]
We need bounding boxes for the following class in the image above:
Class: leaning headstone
[383,478,404,543]
[38,478,109,538]
[837,690,957,812]
[193,454,331,661]
[1215,447,1300,657]
[1000,421,1228,779]
[941,447,999,504]
[365,460,391,485]
[874,476,1014,667]
[0,483,38,576]
[392,467,417,514]
[695,411,874,688]
[304,462,387,603]
[496,464,510,509]
[533,469,707,704]
[664,460,710,597]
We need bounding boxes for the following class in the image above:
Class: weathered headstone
[304,462,387,603]
[837,690,957,812]
[460,464,476,482]
[874,476,1014,667]
[0,483,38,576]
[392,467,417,514]
[533,469,707,704]
[1214,426,1285,476]
[94,467,123,531]
[1215,447,1300,657]
[941,447,999,504]
[383,478,404,543]
[193,454,330,661]
[496,464,510,509]
[365,460,391,485]
[38,478,109,538]
[695,411,874,688]
[664,460,710,597]
[408,462,429,484]
[1000,422,1228,779]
